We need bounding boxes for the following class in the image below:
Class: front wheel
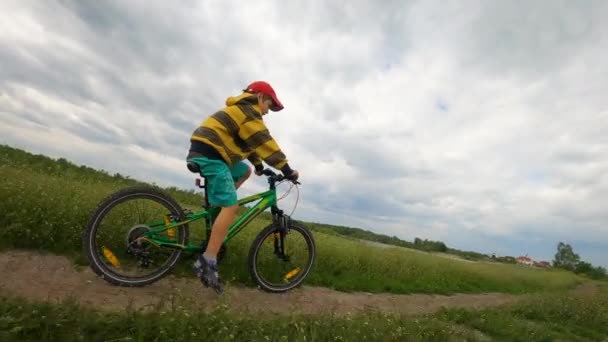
[248,220,316,293]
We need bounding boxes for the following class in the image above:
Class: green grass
[0,144,589,295]
[305,234,582,294]
[1,285,607,341]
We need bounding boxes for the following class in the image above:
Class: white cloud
[1,0,607,267]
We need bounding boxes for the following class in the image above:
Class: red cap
[244,81,284,111]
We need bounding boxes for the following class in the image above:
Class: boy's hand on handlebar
[261,169,276,177]
[258,168,301,184]
[285,170,299,182]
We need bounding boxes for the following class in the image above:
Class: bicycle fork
[272,209,291,261]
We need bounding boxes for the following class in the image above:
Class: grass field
[0,145,589,295]
[1,284,607,341]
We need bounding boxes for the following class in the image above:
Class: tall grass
[0,144,587,294]
[1,285,607,341]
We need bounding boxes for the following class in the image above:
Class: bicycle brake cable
[276,181,300,217]
[289,183,300,217]
[276,180,294,201]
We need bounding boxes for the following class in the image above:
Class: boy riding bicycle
[186,81,299,294]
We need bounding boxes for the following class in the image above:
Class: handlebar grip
[262,169,276,177]
[261,168,300,185]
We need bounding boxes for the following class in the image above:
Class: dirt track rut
[0,250,579,316]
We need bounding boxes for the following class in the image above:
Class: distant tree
[574,261,606,279]
[414,237,422,245]
[502,256,516,264]
[591,266,607,280]
[553,242,580,271]
[574,261,593,274]
[436,241,448,252]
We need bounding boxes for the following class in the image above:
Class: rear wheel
[82,186,189,287]
[248,220,315,293]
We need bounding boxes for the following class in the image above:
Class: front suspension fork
[273,213,291,261]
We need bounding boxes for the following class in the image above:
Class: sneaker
[193,255,224,294]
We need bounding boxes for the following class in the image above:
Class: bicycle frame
[140,186,278,253]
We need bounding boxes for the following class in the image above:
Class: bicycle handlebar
[261,169,301,185]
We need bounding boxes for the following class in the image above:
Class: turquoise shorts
[187,157,249,207]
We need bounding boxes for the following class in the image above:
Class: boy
[186,81,299,294]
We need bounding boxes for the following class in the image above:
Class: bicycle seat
[187,162,207,190]
[186,161,201,174]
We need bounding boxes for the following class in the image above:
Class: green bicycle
[82,163,316,293]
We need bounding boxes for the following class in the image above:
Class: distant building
[516,255,534,266]
[534,261,551,268]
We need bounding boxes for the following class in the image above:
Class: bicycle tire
[248,220,316,293]
[82,186,189,287]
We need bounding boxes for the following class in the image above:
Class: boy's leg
[205,162,250,258]
[203,203,238,258]
[234,167,251,189]
[190,158,242,293]
[232,162,251,189]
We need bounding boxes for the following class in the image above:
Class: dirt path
[0,250,589,317]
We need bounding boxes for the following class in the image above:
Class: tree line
[553,242,606,279]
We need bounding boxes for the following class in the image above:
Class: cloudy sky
[1,0,607,267]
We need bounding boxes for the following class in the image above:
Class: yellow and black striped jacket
[189,92,292,174]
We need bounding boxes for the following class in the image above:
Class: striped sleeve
[238,118,289,170]
[247,152,264,170]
